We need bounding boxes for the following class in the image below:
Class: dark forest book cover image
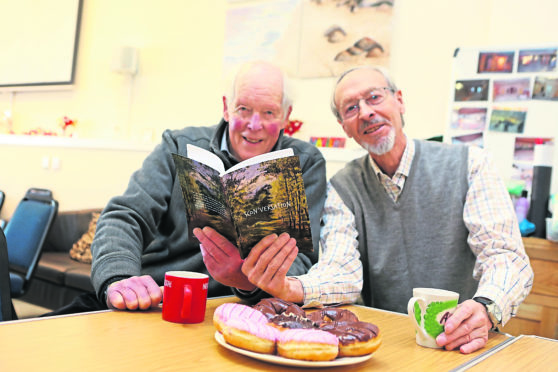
[173,145,313,258]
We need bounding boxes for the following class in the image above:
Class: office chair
[5,188,58,299]
[0,190,5,230]
[0,227,15,321]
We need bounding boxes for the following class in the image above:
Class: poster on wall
[223,0,299,73]
[445,45,558,191]
[224,0,395,78]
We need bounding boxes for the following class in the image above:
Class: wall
[0,135,152,219]
[1,0,557,219]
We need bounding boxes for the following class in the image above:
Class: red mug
[162,271,209,324]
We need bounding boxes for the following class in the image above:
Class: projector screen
[0,0,82,90]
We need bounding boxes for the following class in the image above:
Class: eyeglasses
[339,87,395,121]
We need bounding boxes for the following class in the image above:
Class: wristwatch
[473,297,502,330]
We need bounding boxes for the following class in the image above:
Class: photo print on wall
[518,48,557,73]
[532,76,558,101]
[454,79,489,102]
[451,132,484,147]
[489,108,527,134]
[492,78,531,102]
[450,107,487,131]
[477,51,515,73]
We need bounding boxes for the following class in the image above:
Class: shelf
[0,134,155,152]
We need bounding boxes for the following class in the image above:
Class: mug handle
[181,285,192,319]
[407,296,429,339]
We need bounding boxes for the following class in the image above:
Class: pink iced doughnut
[277,328,339,361]
[213,303,268,333]
[221,318,281,354]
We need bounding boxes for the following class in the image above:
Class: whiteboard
[0,0,82,90]
[445,45,558,195]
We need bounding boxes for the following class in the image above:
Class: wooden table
[0,296,513,371]
[455,335,558,371]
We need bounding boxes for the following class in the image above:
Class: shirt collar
[369,137,415,179]
[219,126,241,165]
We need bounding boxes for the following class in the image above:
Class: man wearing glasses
[257,66,533,355]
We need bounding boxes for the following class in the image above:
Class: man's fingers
[202,226,236,251]
[444,308,469,334]
[244,234,291,280]
[107,276,162,310]
[248,238,297,290]
[267,245,298,287]
[444,327,488,352]
[243,234,279,270]
[459,337,487,354]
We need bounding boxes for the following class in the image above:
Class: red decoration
[285,119,303,136]
[61,116,76,131]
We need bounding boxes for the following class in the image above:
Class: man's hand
[436,299,493,354]
[194,227,255,291]
[241,232,303,303]
[106,275,162,310]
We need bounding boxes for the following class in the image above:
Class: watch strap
[473,296,501,331]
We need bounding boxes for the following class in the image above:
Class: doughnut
[253,298,306,320]
[277,328,339,361]
[320,321,382,357]
[221,318,281,354]
[268,313,317,330]
[213,303,268,333]
[307,307,359,325]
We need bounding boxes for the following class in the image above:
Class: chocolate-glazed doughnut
[306,307,359,325]
[320,321,382,357]
[268,313,317,330]
[253,298,306,320]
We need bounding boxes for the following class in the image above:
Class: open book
[172,144,313,258]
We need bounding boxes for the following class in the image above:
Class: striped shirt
[297,140,533,324]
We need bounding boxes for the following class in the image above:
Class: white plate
[214,331,374,368]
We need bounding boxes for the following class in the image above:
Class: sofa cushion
[43,209,103,253]
[69,212,99,264]
[65,266,94,292]
[35,252,92,292]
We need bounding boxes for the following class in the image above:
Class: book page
[172,153,238,246]
[225,148,294,174]
[222,155,313,258]
[186,144,226,174]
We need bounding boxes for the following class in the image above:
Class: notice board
[444,45,558,195]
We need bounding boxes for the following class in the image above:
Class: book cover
[172,145,313,258]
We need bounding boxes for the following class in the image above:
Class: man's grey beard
[360,125,395,155]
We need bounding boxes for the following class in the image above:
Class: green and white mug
[407,288,459,348]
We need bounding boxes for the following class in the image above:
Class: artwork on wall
[532,76,558,101]
[518,48,557,73]
[224,0,395,78]
[492,78,531,102]
[451,132,484,147]
[450,107,487,131]
[454,79,489,101]
[477,51,515,73]
[223,0,299,71]
[488,108,527,134]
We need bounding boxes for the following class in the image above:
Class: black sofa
[20,208,102,311]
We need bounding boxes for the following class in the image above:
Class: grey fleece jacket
[91,119,326,303]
